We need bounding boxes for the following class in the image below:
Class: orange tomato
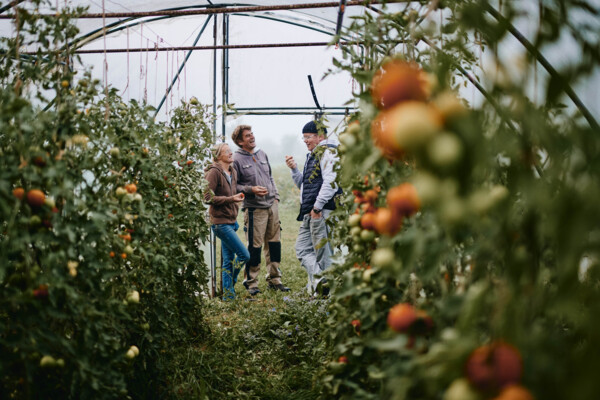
[12,187,25,200]
[492,385,535,400]
[360,212,376,230]
[26,189,46,207]
[373,207,402,236]
[387,303,417,333]
[371,59,431,109]
[387,183,420,217]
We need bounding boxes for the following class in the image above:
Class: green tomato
[40,355,56,367]
[353,243,365,253]
[350,226,362,238]
[127,290,140,304]
[29,215,42,227]
[360,229,376,242]
[348,214,362,227]
[372,248,395,268]
[116,187,127,198]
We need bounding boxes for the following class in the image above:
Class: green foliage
[321,1,600,399]
[167,293,328,400]
[0,2,213,398]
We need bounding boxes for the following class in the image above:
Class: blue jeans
[212,221,250,300]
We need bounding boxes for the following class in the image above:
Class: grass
[163,165,330,399]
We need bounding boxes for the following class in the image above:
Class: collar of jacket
[235,148,262,156]
[206,162,234,177]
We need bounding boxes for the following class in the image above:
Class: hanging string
[139,23,143,101]
[184,50,187,102]
[155,35,159,108]
[165,49,169,121]
[144,38,149,103]
[102,0,109,120]
[176,50,181,103]
[171,49,175,109]
[121,26,130,101]
[13,2,20,86]
[170,49,175,111]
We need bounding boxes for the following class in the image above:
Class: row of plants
[322,1,599,399]
[1,3,214,398]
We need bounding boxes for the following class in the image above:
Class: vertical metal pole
[210,13,218,298]
[221,13,229,142]
[212,14,218,139]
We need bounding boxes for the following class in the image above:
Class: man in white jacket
[285,120,342,295]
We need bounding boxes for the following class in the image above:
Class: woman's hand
[232,193,245,202]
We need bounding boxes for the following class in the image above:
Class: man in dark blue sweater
[285,120,342,295]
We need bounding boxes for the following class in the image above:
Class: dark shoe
[248,287,261,296]
[268,283,291,292]
[315,279,330,298]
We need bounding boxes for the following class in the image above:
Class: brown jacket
[204,162,239,225]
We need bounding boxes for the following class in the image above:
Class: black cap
[302,120,327,135]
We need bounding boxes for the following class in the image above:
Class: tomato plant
[322,1,600,399]
[1,3,213,398]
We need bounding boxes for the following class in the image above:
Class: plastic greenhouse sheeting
[0,1,413,163]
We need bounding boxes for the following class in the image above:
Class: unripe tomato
[109,147,120,156]
[127,290,140,304]
[125,349,136,359]
[129,345,140,356]
[116,187,127,198]
[40,355,56,367]
[372,248,395,268]
[427,132,463,167]
[348,214,362,228]
[44,197,56,209]
[443,378,483,400]
[360,229,376,242]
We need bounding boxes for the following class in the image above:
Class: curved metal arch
[69,2,355,50]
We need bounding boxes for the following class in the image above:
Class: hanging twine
[144,38,149,103]
[121,26,130,101]
[102,0,109,120]
[139,23,143,101]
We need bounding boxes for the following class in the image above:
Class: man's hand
[310,209,322,219]
[232,193,245,202]
[252,186,268,196]
[285,155,297,169]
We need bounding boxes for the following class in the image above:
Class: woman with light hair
[204,143,248,300]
